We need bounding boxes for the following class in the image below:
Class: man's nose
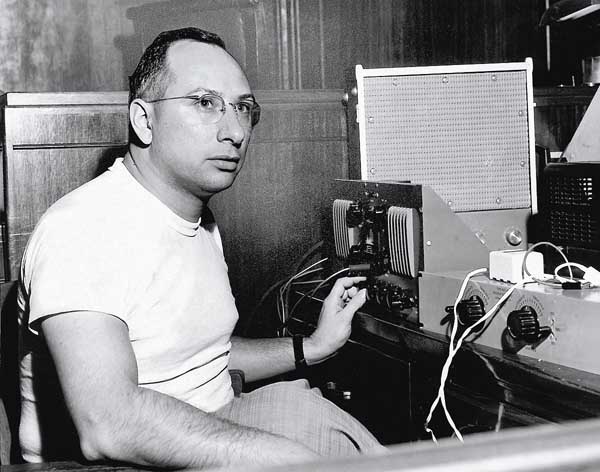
[216,104,246,145]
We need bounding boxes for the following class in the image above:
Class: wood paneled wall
[0,0,573,94]
[210,89,348,330]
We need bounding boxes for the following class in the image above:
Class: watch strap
[293,335,307,369]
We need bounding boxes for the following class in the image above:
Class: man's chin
[203,173,239,196]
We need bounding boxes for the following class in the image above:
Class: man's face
[147,40,254,201]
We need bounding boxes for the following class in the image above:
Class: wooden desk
[289,289,600,443]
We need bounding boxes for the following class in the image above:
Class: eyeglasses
[146,93,261,128]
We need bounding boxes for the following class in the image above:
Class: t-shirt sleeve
[22,212,146,333]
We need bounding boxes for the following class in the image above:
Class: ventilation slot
[333,199,353,259]
[387,206,420,277]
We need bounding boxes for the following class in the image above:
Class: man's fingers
[329,276,366,297]
[341,288,367,315]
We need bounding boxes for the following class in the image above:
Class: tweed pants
[215,378,385,457]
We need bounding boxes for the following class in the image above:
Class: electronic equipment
[326,179,528,324]
[419,270,600,375]
[538,161,600,269]
[329,61,537,320]
[536,83,600,267]
[310,64,600,444]
[328,61,600,379]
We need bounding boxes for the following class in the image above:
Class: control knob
[506,306,551,345]
[443,295,485,332]
[346,201,362,227]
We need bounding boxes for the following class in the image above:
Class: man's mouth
[210,155,240,171]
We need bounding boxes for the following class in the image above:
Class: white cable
[583,266,600,287]
[425,268,524,443]
[521,241,573,285]
[279,258,328,333]
[424,268,486,443]
[288,267,350,319]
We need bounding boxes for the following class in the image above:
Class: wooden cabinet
[0,92,129,281]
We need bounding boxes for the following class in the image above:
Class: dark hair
[128,27,226,105]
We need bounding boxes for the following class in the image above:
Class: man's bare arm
[41,311,317,469]
[229,277,366,382]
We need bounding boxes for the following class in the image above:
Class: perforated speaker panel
[359,67,533,212]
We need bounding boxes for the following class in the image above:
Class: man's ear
[129,99,153,146]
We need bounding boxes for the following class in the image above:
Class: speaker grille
[361,70,532,212]
[543,163,600,249]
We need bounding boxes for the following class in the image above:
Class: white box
[489,249,543,283]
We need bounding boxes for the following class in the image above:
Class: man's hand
[303,276,367,365]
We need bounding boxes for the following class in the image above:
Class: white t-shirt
[18,157,239,462]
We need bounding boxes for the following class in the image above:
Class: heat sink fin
[387,206,420,278]
[333,199,353,258]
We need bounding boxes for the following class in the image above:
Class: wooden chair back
[0,396,10,465]
[0,281,18,464]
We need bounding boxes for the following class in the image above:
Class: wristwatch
[293,335,307,369]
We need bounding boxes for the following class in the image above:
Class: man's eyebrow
[188,87,256,102]
[238,93,257,102]
[188,86,221,96]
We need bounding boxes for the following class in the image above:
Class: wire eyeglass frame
[146,93,261,128]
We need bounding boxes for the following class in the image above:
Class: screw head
[505,228,523,246]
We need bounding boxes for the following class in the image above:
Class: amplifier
[419,270,600,375]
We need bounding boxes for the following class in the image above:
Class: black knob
[375,282,387,306]
[444,296,485,332]
[507,306,547,344]
[373,205,388,231]
[346,202,362,227]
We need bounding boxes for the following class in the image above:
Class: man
[17,27,383,468]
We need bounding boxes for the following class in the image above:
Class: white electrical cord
[554,261,600,287]
[521,241,572,287]
[424,268,524,443]
[426,241,599,443]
